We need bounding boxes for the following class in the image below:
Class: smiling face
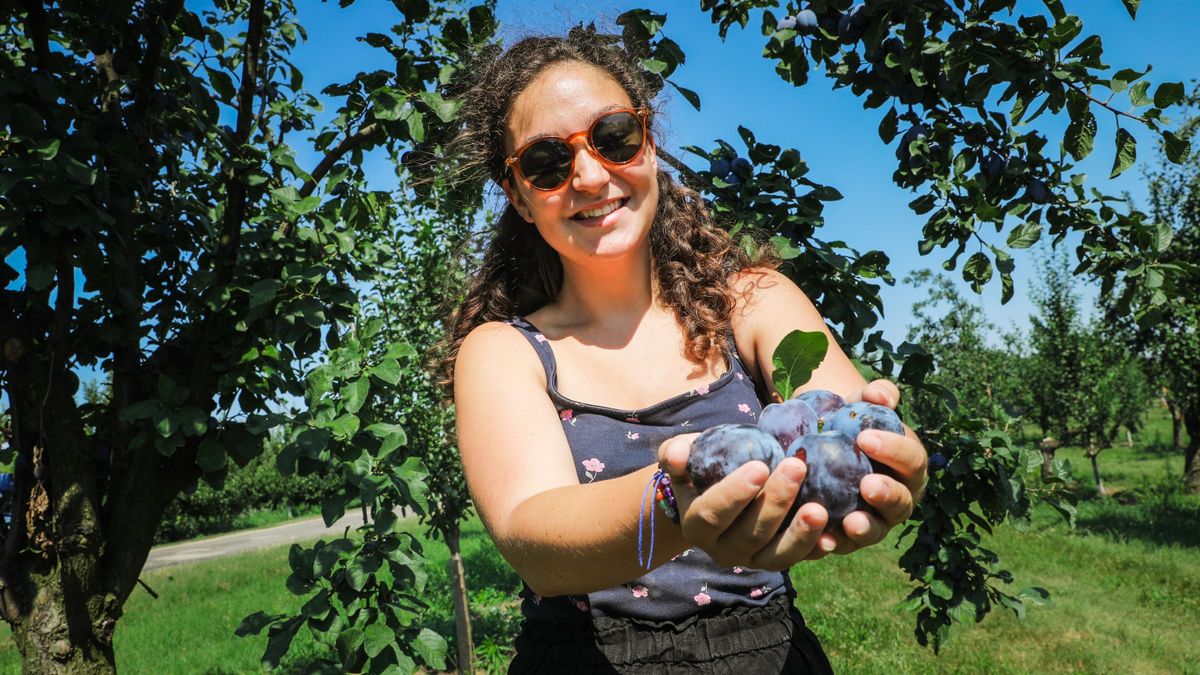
[501,61,659,266]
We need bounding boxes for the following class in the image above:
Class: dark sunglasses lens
[519,139,573,189]
[592,112,644,163]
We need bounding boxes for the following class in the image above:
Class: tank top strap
[505,316,560,392]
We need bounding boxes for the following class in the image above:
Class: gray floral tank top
[506,316,791,623]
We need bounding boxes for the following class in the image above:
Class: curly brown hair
[437,29,777,386]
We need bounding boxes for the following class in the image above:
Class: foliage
[901,270,1014,428]
[0,0,488,670]
[1122,82,1200,491]
[1025,248,1085,441]
[234,3,495,673]
[155,434,341,544]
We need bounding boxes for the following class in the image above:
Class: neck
[550,245,658,335]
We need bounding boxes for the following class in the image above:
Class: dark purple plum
[758,399,818,452]
[827,401,903,438]
[776,15,798,31]
[793,389,847,432]
[929,452,947,471]
[787,431,873,525]
[795,9,819,34]
[686,424,784,493]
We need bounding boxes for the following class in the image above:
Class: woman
[443,31,928,673]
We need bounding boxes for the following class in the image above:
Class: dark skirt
[508,594,834,674]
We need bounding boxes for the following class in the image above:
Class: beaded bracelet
[637,470,680,570]
[654,472,679,523]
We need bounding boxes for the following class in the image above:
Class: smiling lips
[572,197,628,221]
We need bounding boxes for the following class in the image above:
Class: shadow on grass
[1074,479,1200,549]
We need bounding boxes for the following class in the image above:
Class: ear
[501,176,535,223]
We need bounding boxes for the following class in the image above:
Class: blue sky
[290,0,1199,345]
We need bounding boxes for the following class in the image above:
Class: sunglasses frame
[504,107,652,191]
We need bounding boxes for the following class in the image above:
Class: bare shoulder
[728,266,822,331]
[455,320,546,388]
[726,266,865,398]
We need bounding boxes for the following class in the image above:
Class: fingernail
[782,462,804,484]
[820,536,837,552]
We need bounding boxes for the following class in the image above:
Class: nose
[570,145,610,194]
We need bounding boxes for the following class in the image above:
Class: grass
[0,410,1195,673]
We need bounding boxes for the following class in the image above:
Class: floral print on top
[504,316,790,624]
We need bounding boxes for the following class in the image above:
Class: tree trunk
[1170,400,1184,449]
[1087,445,1105,496]
[445,524,475,674]
[1039,437,1062,481]
[1184,411,1200,495]
[2,349,115,673]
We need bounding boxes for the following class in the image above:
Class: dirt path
[143,510,380,572]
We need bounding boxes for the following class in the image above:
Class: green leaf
[178,406,209,437]
[770,330,829,400]
[1121,0,1140,19]
[1128,81,1151,107]
[336,628,364,665]
[667,80,700,111]
[1163,130,1190,164]
[371,88,406,121]
[235,611,278,637]
[1152,221,1174,251]
[120,399,161,422]
[262,617,304,668]
[321,492,348,527]
[366,423,408,455]
[329,414,360,441]
[1064,110,1096,161]
[418,91,459,123]
[1110,67,1149,94]
[1007,222,1042,249]
[249,279,283,308]
[1153,82,1185,108]
[363,623,395,659]
[878,107,898,144]
[64,157,97,185]
[964,252,993,288]
[369,359,403,385]
[412,628,447,669]
[343,377,370,414]
[35,138,60,159]
[196,439,226,473]
[1109,128,1136,178]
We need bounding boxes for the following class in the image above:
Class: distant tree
[902,269,1008,427]
[1025,248,1086,477]
[1073,320,1151,495]
[1121,84,1200,492]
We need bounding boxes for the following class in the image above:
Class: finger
[858,379,901,408]
[680,460,770,547]
[857,429,928,495]
[750,501,828,569]
[858,472,914,526]
[840,508,890,548]
[725,457,806,550]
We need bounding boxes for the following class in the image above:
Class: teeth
[576,199,623,219]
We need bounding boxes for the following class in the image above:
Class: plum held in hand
[793,389,847,431]
[827,401,903,437]
[686,424,784,493]
[759,398,819,452]
[788,431,873,525]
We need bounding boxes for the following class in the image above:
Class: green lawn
[1,412,1196,673]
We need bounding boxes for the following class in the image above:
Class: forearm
[493,464,688,597]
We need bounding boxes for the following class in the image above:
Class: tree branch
[276,122,383,237]
[131,0,185,123]
[214,0,266,286]
[657,146,704,191]
[20,0,50,71]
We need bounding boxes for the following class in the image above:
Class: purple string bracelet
[637,470,680,570]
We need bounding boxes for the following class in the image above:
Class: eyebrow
[515,104,628,149]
